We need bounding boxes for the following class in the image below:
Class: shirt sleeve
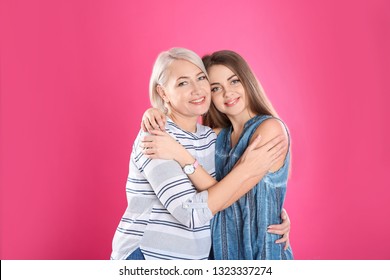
[132,132,213,229]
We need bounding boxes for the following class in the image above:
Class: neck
[168,113,199,133]
[229,109,255,136]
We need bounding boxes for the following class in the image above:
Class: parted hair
[202,50,278,129]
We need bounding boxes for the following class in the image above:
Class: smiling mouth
[190,97,206,105]
[225,98,239,107]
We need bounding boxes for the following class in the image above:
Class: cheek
[202,85,211,96]
[166,93,181,106]
[211,94,224,108]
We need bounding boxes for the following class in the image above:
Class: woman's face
[208,65,248,118]
[161,59,211,118]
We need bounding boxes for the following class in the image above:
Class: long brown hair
[202,50,278,129]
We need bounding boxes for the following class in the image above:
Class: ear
[156,85,169,103]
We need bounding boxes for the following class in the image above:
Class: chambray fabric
[211,115,293,260]
[125,248,145,260]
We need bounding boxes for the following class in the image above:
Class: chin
[192,106,209,116]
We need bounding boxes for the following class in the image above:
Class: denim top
[211,115,293,260]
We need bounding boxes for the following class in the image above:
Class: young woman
[111,48,288,260]
[141,50,293,260]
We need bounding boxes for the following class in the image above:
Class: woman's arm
[140,109,289,210]
[141,108,167,132]
[251,118,289,172]
[142,131,287,214]
[134,141,213,229]
[219,118,289,209]
[141,108,219,191]
[141,117,289,205]
[206,134,287,214]
[141,130,217,191]
[135,130,282,226]
[141,130,290,246]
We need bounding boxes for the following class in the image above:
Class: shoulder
[252,117,289,172]
[165,120,185,139]
[166,119,179,131]
[197,123,217,140]
[251,117,288,145]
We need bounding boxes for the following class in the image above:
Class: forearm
[188,167,217,191]
[207,165,265,215]
[174,146,217,191]
[141,156,213,228]
[220,172,266,210]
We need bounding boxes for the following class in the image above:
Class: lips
[190,97,206,105]
[224,97,240,107]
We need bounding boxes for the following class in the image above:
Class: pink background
[1,0,389,260]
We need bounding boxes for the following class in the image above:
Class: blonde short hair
[149,48,208,111]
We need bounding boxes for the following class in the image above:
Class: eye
[231,79,241,85]
[211,86,221,93]
[178,81,188,87]
[198,75,207,81]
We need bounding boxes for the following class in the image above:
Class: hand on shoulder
[251,118,289,172]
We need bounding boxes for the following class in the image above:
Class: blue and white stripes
[111,119,216,260]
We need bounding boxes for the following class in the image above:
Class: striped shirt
[111,119,216,260]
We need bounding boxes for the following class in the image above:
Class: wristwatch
[183,160,199,175]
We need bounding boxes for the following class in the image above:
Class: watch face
[184,165,195,174]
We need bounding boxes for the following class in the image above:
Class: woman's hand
[141,108,167,132]
[267,208,291,250]
[237,134,288,179]
[140,130,188,162]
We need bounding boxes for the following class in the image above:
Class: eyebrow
[176,72,204,81]
[210,74,237,86]
[227,74,237,81]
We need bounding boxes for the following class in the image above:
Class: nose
[191,81,202,95]
[223,88,234,99]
